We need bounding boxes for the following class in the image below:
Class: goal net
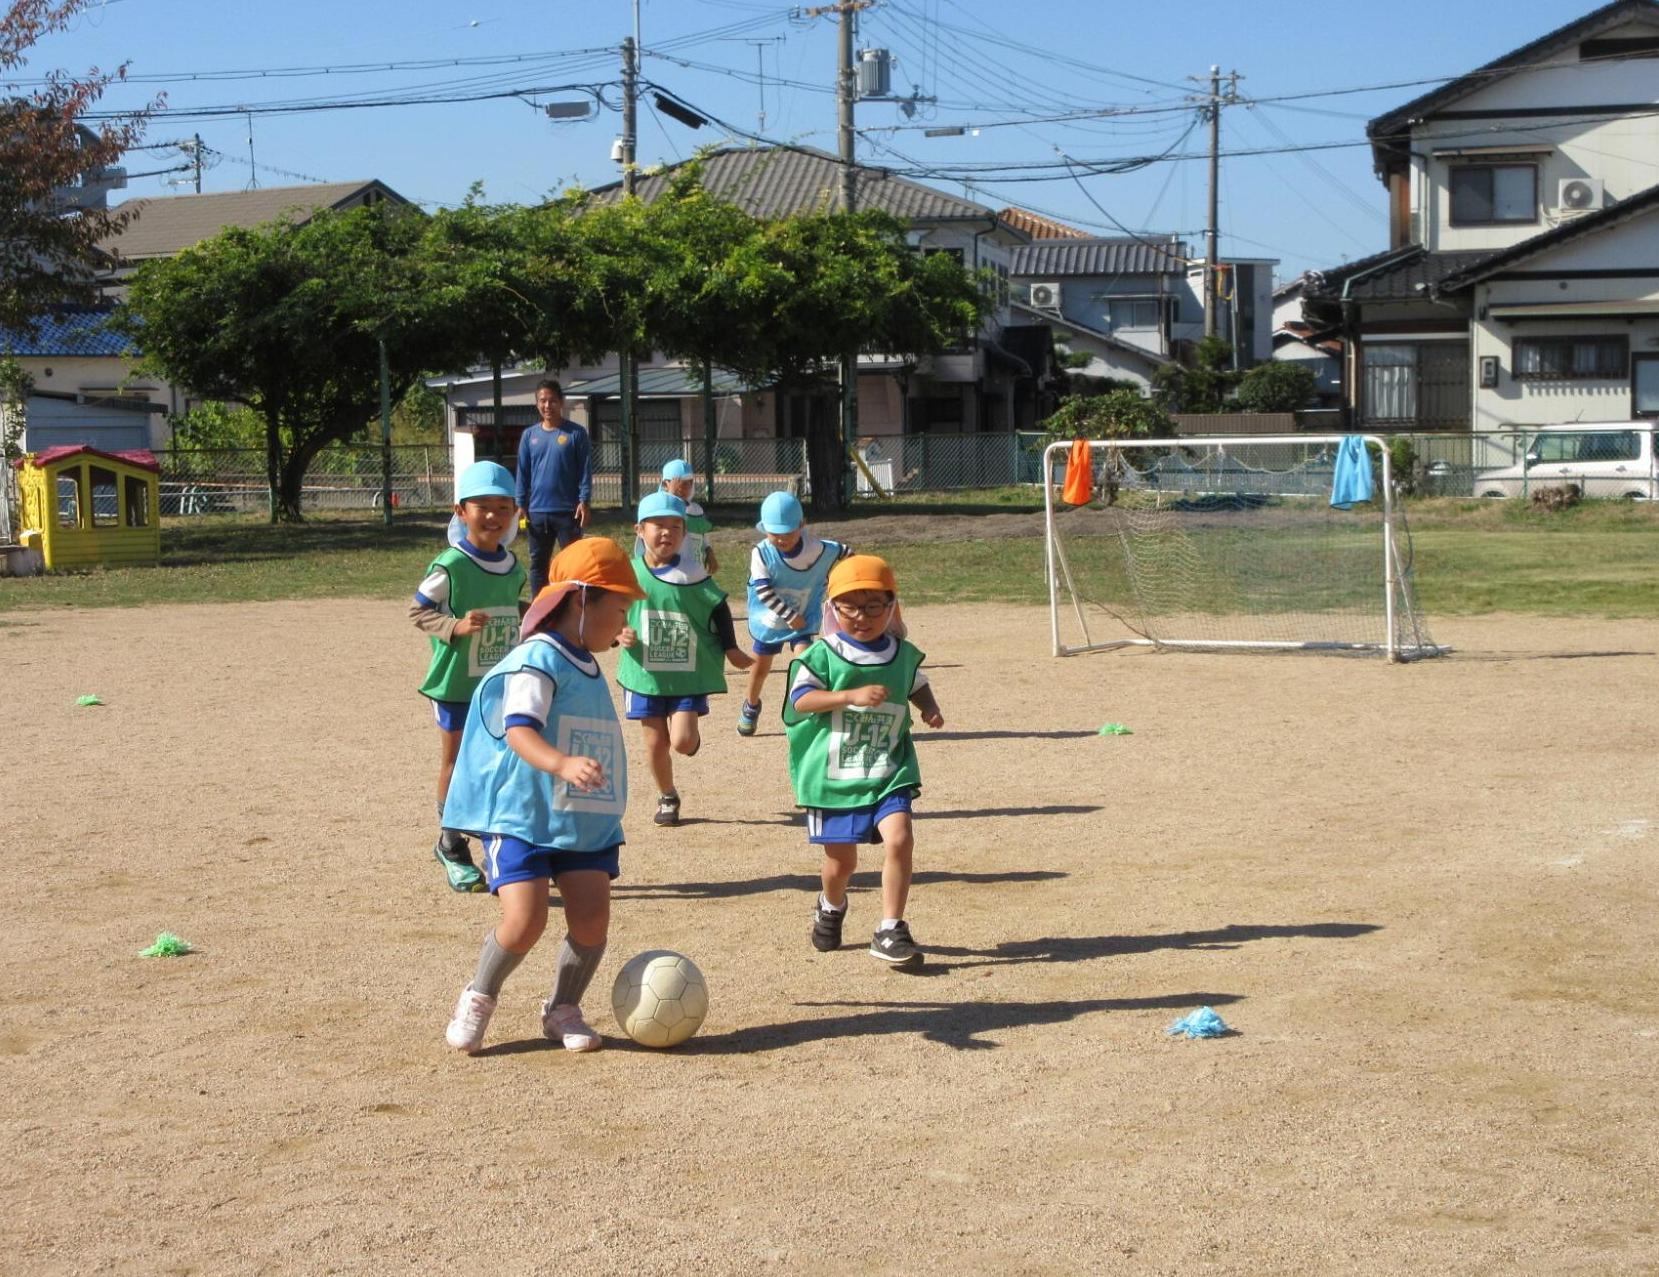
[1043,435,1443,661]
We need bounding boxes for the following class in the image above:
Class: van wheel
[1622,490,1650,501]
[1479,489,1506,499]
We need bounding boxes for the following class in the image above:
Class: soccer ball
[611,950,708,1048]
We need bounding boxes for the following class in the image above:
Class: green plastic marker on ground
[1099,723,1133,736]
[75,694,103,707]
[139,932,194,958]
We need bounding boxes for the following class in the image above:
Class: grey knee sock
[550,936,606,1007]
[471,930,527,997]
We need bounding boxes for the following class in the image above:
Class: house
[1271,276,1344,405]
[1008,235,1277,380]
[1303,0,1659,431]
[0,308,174,445]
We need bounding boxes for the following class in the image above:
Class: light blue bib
[745,535,842,645]
[442,635,626,851]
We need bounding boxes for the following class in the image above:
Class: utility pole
[619,32,640,508]
[803,0,872,507]
[1191,67,1241,340]
[190,133,203,193]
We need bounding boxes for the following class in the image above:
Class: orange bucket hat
[520,538,646,640]
[827,554,898,600]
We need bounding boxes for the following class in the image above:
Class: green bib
[782,639,924,809]
[419,547,527,703]
[616,557,729,698]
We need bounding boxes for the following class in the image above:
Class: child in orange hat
[440,539,646,1055]
[782,554,943,971]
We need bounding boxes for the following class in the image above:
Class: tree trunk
[278,424,350,522]
[263,404,285,524]
[800,382,846,515]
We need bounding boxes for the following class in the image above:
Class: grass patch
[2,494,1657,617]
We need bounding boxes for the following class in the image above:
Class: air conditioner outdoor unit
[1557,177,1604,212]
[1028,281,1062,310]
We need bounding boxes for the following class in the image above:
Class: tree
[118,204,471,520]
[1151,334,1240,414]
[1,0,155,334]
[1234,360,1316,414]
[1039,388,1173,506]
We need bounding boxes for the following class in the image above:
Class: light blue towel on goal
[1329,435,1374,510]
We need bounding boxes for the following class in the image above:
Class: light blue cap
[661,458,694,481]
[456,460,516,503]
[637,491,687,523]
[756,490,803,534]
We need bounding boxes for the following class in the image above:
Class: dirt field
[2,600,1656,1275]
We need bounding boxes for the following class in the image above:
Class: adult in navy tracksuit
[515,379,593,595]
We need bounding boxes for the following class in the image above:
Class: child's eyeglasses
[832,600,892,619]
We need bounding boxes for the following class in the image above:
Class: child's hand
[786,612,807,631]
[555,754,607,792]
[921,708,944,729]
[453,609,491,637]
[616,626,638,648]
[726,647,755,671]
[847,684,888,709]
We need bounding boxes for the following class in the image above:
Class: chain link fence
[138,425,1659,521]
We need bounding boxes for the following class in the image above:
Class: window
[89,465,119,527]
[1363,344,1417,422]
[124,475,151,527]
[1513,336,1627,380]
[1107,298,1161,329]
[56,471,82,528]
[1450,165,1537,225]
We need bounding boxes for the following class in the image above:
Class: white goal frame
[1042,434,1446,662]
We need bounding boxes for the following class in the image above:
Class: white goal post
[1042,434,1446,662]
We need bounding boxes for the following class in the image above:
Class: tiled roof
[583,146,1002,221]
[1008,236,1188,278]
[99,180,409,260]
[997,207,1091,239]
[1304,246,1494,302]
[0,307,131,357]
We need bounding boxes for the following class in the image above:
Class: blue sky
[25,0,1608,280]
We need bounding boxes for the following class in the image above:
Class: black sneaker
[433,834,485,893]
[811,901,846,952]
[870,921,923,970]
[654,793,681,827]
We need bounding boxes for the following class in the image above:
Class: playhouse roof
[14,445,160,473]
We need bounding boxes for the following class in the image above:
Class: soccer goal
[1042,435,1445,661]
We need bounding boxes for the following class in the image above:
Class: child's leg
[640,715,675,795]
[435,724,464,810]
[743,651,774,707]
[668,708,701,757]
[819,843,858,910]
[542,869,612,1051]
[446,877,548,1052]
[874,811,915,923]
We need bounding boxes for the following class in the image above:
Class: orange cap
[827,553,898,600]
[520,538,646,639]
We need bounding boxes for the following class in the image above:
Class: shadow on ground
[922,920,1381,971]
[609,867,1068,902]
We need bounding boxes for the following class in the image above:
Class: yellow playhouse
[14,445,161,570]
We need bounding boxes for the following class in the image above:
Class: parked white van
[1473,424,1657,499]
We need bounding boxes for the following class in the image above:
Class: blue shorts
[480,835,621,890]
[753,635,814,656]
[431,699,469,732]
[805,790,915,846]
[623,690,710,720]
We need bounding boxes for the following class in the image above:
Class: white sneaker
[540,1000,602,1052]
[445,985,497,1053]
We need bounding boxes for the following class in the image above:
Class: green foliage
[1151,335,1240,413]
[0,352,32,460]
[1234,361,1317,413]
[166,401,264,450]
[1040,389,1173,445]
[1,1,158,333]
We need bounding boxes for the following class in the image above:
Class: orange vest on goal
[1061,437,1093,505]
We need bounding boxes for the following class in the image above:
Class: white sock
[818,894,845,915]
[879,917,901,930]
